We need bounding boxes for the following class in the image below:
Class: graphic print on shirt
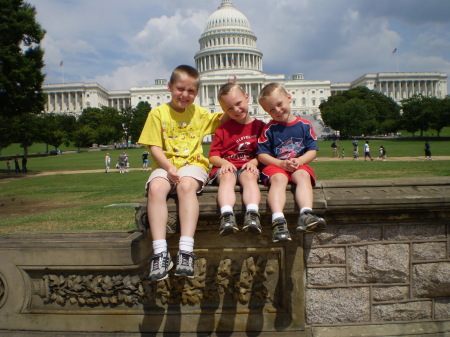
[275,137,305,159]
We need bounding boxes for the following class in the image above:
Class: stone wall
[0,177,449,336]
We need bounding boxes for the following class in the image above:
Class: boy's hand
[242,162,259,176]
[220,161,237,174]
[280,158,299,172]
[167,165,180,184]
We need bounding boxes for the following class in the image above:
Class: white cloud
[27,0,449,92]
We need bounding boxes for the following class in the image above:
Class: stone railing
[0,177,449,336]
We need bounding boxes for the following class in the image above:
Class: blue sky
[28,0,450,91]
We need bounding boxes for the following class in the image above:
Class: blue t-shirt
[257,116,318,159]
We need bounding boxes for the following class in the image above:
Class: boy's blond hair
[217,83,246,103]
[169,65,200,88]
[258,82,288,103]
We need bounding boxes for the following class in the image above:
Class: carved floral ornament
[32,255,280,309]
[0,274,6,309]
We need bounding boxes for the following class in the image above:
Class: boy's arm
[150,145,180,183]
[219,111,230,124]
[294,150,317,166]
[258,150,317,171]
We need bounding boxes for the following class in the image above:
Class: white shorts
[145,165,208,195]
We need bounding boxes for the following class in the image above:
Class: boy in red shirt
[209,83,265,235]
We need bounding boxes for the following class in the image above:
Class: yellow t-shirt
[138,103,223,171]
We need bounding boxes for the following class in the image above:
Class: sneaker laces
[151,253,168,271]
[247,212,259,222]
[222,213,233,224]
[179,251,194,266]
[273,220,287,232]
[151,254,161,271]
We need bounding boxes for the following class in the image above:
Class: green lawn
[1,140,449,236]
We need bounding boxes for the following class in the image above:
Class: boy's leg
[217,172,237,208]
[291,170,313,210]
[268,173,291,242]
[267,173,289,214]
[292,169,326,233]
[176,176,203,237]
[147,177,173,281]
[239,170,262,233]
[174,175,203,278]
[147,177,172,240]
[217,172,239,235]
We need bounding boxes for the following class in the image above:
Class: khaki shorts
[145,165,208,196]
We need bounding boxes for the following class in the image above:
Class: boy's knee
[177,177,201,194]
[148,179,170,197]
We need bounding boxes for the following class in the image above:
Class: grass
[1,140,449,236]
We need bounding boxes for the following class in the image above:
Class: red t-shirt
[209,118,265,178]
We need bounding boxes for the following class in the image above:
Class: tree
[13,112,41,156]
[127,101,151,143]
[320,86,401,136]
[78,107,123,144]
[0,0,46,118]
[401,95,429,137]
[73,125,97,150]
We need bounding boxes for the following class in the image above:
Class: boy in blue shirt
[257,83,326,242]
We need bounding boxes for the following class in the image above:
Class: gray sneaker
[296,211,326,233]
[271,217,292,242]
[242,210,262,234]
[219,212,239,235]
[149,251,173,281]
[174,250,196,278]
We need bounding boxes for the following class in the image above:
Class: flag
[60,61,64,66]
[392,48,397,54]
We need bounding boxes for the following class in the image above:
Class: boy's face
[168,73,199,112]
[259,89,292,123]
[219,88,250,123]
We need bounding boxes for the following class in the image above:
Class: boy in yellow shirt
[138,65,226,281]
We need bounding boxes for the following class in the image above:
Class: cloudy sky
[28,0,450,91]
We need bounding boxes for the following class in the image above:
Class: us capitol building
[42,0,448,127]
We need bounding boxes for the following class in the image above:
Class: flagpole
[396,52,399,73]
[392,48,399,73]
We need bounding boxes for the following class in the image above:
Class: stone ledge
[135,177,450,230]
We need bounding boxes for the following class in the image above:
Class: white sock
[246,204,259,213]
[272,212,284,222]
[152,239,167,255]
[179,236,194,253]
[300,207,312,215]
[220,205,233,214]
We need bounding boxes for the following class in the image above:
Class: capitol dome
[204,0,251,30]
[194,0,263,75]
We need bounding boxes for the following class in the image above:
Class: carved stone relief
[29,252,281,312]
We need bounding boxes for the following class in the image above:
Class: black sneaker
[149,251,173,281]
[174,250,196,278]
[271,217,292,242]
[242,210,262,234]
[296,211,326,233]
[219,212,239,235]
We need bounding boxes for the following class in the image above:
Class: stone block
[306,287,370,324]
[373,301,432,322]
[413,263,450,297]
[304,225,381,247]
[307,267,346,286]
[412,242,447,261]
[435,298,450,320]
[372,286,410,302]
[384,224,446,241]
[305,247,345,265]
[348,244,409,284]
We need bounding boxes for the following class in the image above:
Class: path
[1,156,449,183]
